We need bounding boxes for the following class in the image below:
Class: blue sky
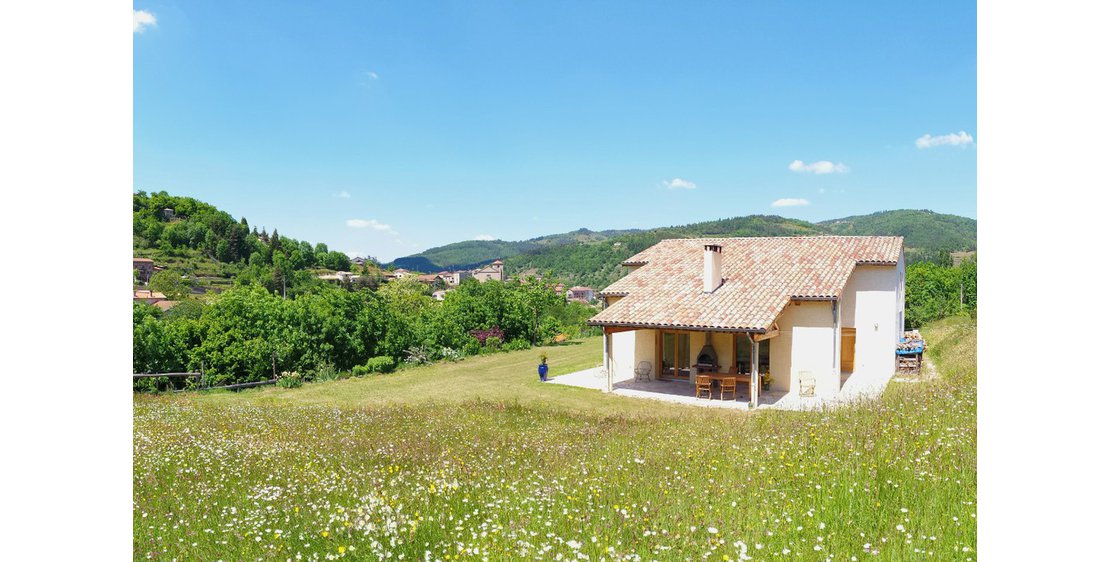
[134,1,976,261]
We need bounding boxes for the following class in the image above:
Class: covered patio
[547,366,788,410]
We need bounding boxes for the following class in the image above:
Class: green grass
[134,319,977,560]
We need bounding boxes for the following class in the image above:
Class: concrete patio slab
[547,368,786,410]
[548,366,891,411]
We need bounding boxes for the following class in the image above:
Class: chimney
[703,244,723,293]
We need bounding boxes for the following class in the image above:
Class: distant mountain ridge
[389,227,640,272]
[816,210,977,251]
[387,209,976,290]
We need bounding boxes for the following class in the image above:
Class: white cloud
[334,191,351,199]
[915,131,974,148]
[665,177,697,190]
[474,234,496,241]
[771,198,810,207]
[133,10,157,33]
[367,71,379,80]
[788,160,849,174]
[346,219,396,234]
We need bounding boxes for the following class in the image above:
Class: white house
[565,286,595,303]
[587,236,905,406]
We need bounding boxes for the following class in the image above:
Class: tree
[378,277,433,314]
[150,269,190,300]
[515,277,565,344]
[215,239,232,262]
[903,260,976,328]
[227,224,244,262]
[272,253,289,298]
[321,251,351,272]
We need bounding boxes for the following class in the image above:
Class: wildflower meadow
[134,317,976,560]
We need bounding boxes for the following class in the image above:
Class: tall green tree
[149,269,190,300]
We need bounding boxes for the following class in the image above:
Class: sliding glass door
[660,331,691,379]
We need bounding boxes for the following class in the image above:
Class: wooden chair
[719,376,737,400]
[695,374,713,399]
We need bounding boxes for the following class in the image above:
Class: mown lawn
[134,318,976,560]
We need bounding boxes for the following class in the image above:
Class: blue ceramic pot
[538,363,549,381]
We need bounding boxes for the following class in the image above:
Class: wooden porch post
[750,335,760,408]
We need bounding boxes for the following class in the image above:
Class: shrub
[539,317,561,343]
[276,371,302,388]
[404,345,432,365]
[440,348,463,362]
[462,337,481,356]
[479,336,502,355]
[469,326,504,346]
[313,362,340,382]
[504,337,530,351]
[352,365,370,377]
[365,356,396,373]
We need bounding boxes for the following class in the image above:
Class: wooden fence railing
[132,367,277,392]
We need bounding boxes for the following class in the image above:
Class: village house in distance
[320,258,506,288]
[586,236,905,407]
[133,257,155,284]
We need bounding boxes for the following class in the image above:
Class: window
[734,335,770,374]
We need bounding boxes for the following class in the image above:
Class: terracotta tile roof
[133,290,167,300]
[153,300,179,311]
[590,236,902,332]
[133,258,154,263]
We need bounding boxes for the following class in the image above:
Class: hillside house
[566,286,595,303]
[443,270,472,286]
[133,257,154,284]
[587,236,905,406]
[134,290,168,304]
[318,271,358,284]
[471,260,505,282]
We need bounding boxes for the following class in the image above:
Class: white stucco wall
[770,300,838,398]
[610,330,636,383]
[840,264,901,382]
[608,329,658,383]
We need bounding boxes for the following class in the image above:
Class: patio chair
[695,374,713,399]
[719,376,737,400]
[798,371,816,397]
[634,361,652,382]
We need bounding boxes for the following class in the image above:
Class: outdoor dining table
[702,372,752,385]
[697,372,752,400]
